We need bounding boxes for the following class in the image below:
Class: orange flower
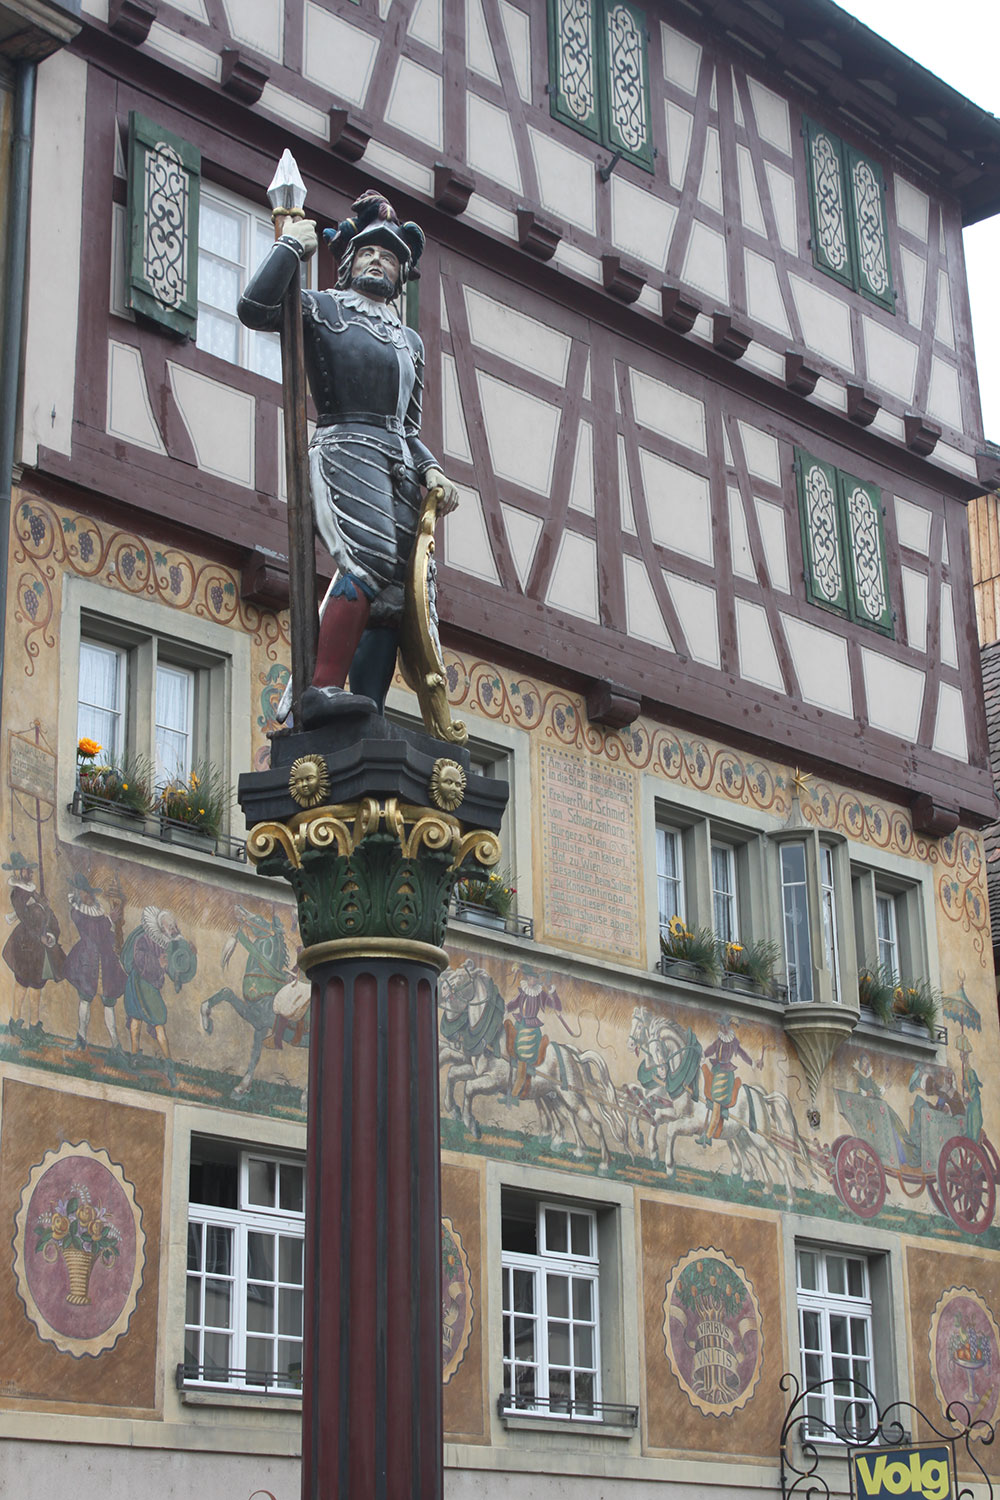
[77,737,101,759]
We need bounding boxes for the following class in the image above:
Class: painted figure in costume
[698,1015,754,1143]
[504,968,562,1100]
[2,851,64,1038]
[121,906,197,1083]
[64,871,127,1055]
[238,189,459,727]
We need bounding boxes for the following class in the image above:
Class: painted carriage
[830,1089,1000,1234]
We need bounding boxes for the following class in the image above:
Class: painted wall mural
[662,1247,764,1417]
[441,1159,487,1444]
[929,1287,1000,1427]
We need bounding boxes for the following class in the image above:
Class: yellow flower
[667,915,689,939]
[76,1203,95,1228]
[122,783,128,791]
[198,808,205,816]
[50,1212,69,1240]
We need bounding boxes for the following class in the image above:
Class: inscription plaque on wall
[538,744,641,963]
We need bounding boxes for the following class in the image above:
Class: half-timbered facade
[3,1,1000,1497]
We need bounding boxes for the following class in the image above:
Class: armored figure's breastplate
[302,294,416,427]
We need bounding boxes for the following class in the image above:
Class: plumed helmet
[323,189,425,296]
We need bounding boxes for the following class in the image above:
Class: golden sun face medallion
[289,754,330,809]
[429,757,466,811]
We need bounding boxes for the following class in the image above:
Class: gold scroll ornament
[400,486,468,745]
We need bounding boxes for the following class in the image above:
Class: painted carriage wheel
[833,1136,886,1218]
[938,1137,996,1235]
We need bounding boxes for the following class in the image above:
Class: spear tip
[267,149,307,213]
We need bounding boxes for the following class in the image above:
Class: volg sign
[852,1445,954,1500]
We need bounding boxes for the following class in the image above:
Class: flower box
[659,956,710,984]
[79,800,148,833]
[721,972,766,997]
[454,900,506,931]
[161,822,217,854]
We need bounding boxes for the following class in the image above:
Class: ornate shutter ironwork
[602,0,652,170]
[804,119,855,290]
[847,147,894,311]
[839,470,893,635]
[795,448,848,616]
[548,0,601,142]
[127,111,201,338]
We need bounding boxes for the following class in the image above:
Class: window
[795,449,893,636]
[803,119,894,311]
[656,825,685,931]
[501,1196,601,1418]
[78,640,126,760]
[781,843,813,1002]
[780,838,845,1005]
[852,867,922,990]
[797,1245,876,1441]
[197,187,285,380]
[711,842,738,944]
[185,1139,305,1392]
[875,892,899,978]
[820,846,841,1003]
[547,0,653,171]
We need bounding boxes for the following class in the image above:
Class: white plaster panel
[744,250,791,337]
[709,67,716,112]
[869,410,906,442]
[168,365,254,487]
[409,0,443,50]
[463,197,517,237]
[741,344,785,379]
[629,369,706,453]
[664,101,693,191]
[781,615,853,716]
[862,319,918,404]
[728,487,754,581]
[569,421,595,515]
[222,0,283,60]
[736,598,784,691]
[468,95,522,192]
[732,67,743,126]
[611,178,677,270]
[22,50,87,465]
[107,342,166,454]
[932,682,968,762]
[499,0,532,101]
[637,285,661,315]
[464,289,571,383]
[110,204,133,320]
[737,145,765,235]
[764,162,797,255]
[465,0,498,76]
[788,275,854,369]
[755,497,790,592]
[528,128,594,231]
[942,528,949,565]
[552,241,601,281]
[303,4,378,105]
[926,357,962,428]
[443,485,500,582]
[500,504,542,588]
[82,0,108,14]
[900,566,928,653]
[167,0,206,14]
[582,357,591,401]
[661,23,701,93]
[940,582,958,668]
[441,353,472,462]
[362,141,433,194]
[385,57,443,148]
[144,21,220,79]
[545,531,598,620]
[681,220,728,303]
[723,428,733,467]
[860,651,925,741]
[698,128,723,212]
[898,245,926,328]
[738,422,781,486]
[623,555,673,648]
[810,377,848,412]
[690,312,713,342]
[618,435,637,535]
[258,84,329,138]
[639,451,713,563]
[932,442,978,479]
[893,174,929,241]
[664,573,720,667]
[477,373,560,493]
[936,271,955,349]
[747,76,791,154]
[893,496,931,554]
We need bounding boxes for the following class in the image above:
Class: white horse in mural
[627,1006,813,1203]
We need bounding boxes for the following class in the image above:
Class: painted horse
[201,905,307,1097]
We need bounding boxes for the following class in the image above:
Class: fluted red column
[300,958,443,1500]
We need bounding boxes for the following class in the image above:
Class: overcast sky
[834,0,1000,444]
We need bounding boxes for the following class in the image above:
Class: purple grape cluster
[120,552,135,580]
[480,679,494,706]
[170,564,183,595]
[27,511,45,546]
[79,531,94,562]
[210,584,224,612]
[22,587,38,619]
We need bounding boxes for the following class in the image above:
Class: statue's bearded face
[351,244,401,301]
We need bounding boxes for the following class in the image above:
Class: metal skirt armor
[308,424,422,596]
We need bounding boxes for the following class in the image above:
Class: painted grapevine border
[12,498,288,674]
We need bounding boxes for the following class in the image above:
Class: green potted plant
[158,762,231,852]
[721,937,779,996]
[75,740,155,828]
[659,918,719,984]
[893,977,940,1035]
[857,961,897,1025]
[453,866,516,930]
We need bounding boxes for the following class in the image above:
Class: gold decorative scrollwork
[247,822,303,869]
[452,829,502,872]
[249,798,500,877]
[402,814,461,861]
[301,813,356,857]
[400,487,468,745]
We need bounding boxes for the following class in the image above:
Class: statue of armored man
[239,188,459,730]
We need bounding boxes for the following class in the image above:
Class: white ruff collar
[334,289,403,326]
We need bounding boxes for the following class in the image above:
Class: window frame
[851,863,926,992]
[711,840,739,945]
[656,822,686,932]
[775,832,850,1007]
[184,1143,306,1394]
[546,0,654,172]
[803,117,895,313]
[796,1244,877,1442]
[77,637,128,762]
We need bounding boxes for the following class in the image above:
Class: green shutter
[804,118,855,291]
[600,0,653,170]
[795,448,849,616]
[838,470,893,635]
[845,146,894,312]
[126,111,201,338]
[548,0,601,143]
